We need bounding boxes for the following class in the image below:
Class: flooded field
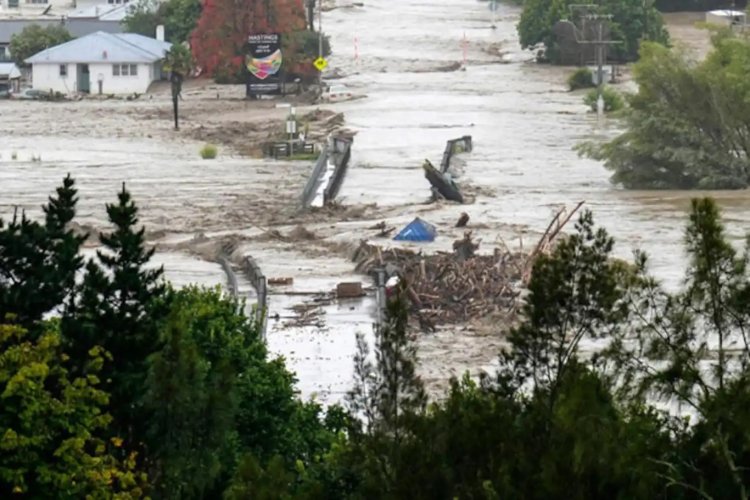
[2,0,748,404]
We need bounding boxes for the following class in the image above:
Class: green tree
[518,0,668,63]
[143,286,242,498]
[0,322,146,497]
[499,210,631,403]
[605,198,750,498]
[162,0,202,44]
[145,286,340,498]
[0,175,86,327]
[64,184,167,450]
[122,0,202,44]
[581,35,750,189]
[583,85,624,113]
[122,0,162,39]
[343,283,427,497]
[10,24,73,67]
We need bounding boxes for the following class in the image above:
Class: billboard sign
[246,33,283,95]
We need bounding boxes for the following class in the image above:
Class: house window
[8,0,18,7]
[59,64,67,77]
[108,0,129,4]
[25,0,48,4]
[113,64,138,76]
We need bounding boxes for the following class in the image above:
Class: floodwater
[3,0,750,405]
[323,0,750,292]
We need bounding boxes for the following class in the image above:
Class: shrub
[568,67,595,90]
[200,143,218,159]
[583,86,624,113]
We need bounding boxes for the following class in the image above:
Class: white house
[25,31,171,94]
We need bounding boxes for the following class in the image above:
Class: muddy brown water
[2,0,749,403]
[323,0,750,292]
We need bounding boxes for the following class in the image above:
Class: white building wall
[31,61,156,94]
[30,63,74,94]
[88,62,153,94]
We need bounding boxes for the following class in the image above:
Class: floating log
[268,277,294,286]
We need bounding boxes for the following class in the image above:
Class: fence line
[243,256,269,341]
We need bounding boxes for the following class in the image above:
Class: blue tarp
[393,217,437,242]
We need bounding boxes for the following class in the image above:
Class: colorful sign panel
[246,33,283,95]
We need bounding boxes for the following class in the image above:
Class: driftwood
[353,233,525,324]
[453,231,479,260]
[367,221,396,237]
[352,203,585,326]
[521,201,585,284]
[456,212,470,227]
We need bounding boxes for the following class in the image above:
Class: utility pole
[595,17,605,113]
[572,6,620,116]
[318,0,323,88]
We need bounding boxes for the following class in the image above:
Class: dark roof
[0,17,123,44]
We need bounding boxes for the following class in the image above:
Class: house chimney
[156,25,164,41]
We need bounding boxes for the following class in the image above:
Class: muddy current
[1,0,749,404]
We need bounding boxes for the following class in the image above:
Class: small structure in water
[393,217,437,242]
[423,159,464,203]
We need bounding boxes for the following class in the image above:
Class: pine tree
[0,175,85,327]
[43,175,87,316]
[499,210,630,409]
[64,183,167,448]
[346,282,426,495]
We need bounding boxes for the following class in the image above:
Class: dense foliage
[6,177,750,498]
[122,0,202,44]
[518,0,668,63]
[567,67,594,90]
[583,85,624,112]
[0,322,145,497]
[10,24,73,67]
[0,177,337,498]
[581,33,750,189]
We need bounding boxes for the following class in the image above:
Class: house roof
[25,31,170,64]
[0,19,124,44]
[0,62,21,78]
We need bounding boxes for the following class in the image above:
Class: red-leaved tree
[191,0,306,80]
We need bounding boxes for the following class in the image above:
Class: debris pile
[352,233,526,324]
[350,202,586,326]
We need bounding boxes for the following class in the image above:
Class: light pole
[318,0,323,88]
